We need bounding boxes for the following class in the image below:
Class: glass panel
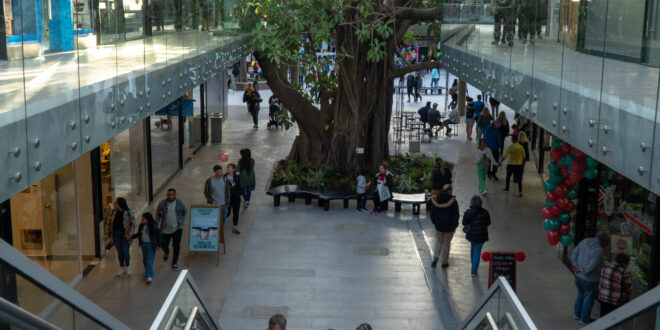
[9,162,81,284]
[110,121,148,211]
[149,115,179,193]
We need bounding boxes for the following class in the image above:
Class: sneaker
[441,263,449,268]
[471,273,478,277]
[163,253,169,261]
[480,190,487,196]
[431,258,439,269]
[146,277,153,284]
[172,264,180,271]
[232,230,241,235]
[117,269,125,277]
[245,201,250,208]
[579,320,593,326]
[126,268,132,276]
[573,316,580,321]
[491,40,498,45]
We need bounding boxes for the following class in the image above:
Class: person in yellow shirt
[498,134,526,196]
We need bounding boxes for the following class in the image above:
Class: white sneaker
[146,277,153,284]
[126,268,132,276]
[117,269,125,277]
[481,190,487,196]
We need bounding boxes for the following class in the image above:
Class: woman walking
[372,164,394,215]
[132,212,161,284]
[430,157,453,195]
[106,197,136,277]
[249,88,263,129]
[238,148,256,209]
[495,112,510,155]
[476,107,492,140]
[225,163,243,234]
[462,195,491,277]
[465,101,476,140]
[475,139,497,196]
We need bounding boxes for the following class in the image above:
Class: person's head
[511,134,519,144]
[481,107,491,118]
[448,88,453,94]
[497,111,507,123]
[615,253,630,267]
[426,101,431,107]
[268,314,287,330]
[213,164,223,177]
[432,103,438,110]
[141,212,156,227]
[478,138,486,150]
[166,188,176,202]
[435,157,445,169]
[226,163,236,175]
[596,231,611,247]
[378,164,387,174]
[114,197,129,211]
[470,195,483,208]
[450,102,456,109]
[356,324,373,330]
[518,131,528,143]
[477,95,482,100]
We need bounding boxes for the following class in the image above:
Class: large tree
[240,0,442,172]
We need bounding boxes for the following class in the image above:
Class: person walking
[430,157,453,195]
[406,73,414,102]
[238,148,256,209]
[371,164,393,215]
[242,83,254,114]
[204,165,231,221]
[476,107,493,140]
[132,212,161,284]
[484,122,502,180]
[414,72,423,102]
[475,138,497,195]
[249,87,263,129]
[572,232,610,325]
[462,195,491,277]
[473,95,485,119]
[495,112,510,155]
[225,163,243,234]
[430,67,440,89]
[489,97,501,117]
[106,197,136,277]
[465,101,476,140]
[430,184,459,269]
[498,134,526,196]
[598,254,631,317]
[156,188,187,271]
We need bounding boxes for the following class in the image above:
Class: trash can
[210,113,223,143]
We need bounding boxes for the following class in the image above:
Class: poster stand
[185,204,226,267]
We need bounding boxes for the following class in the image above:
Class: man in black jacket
[430,184,460,269]
[418,102,431,130]
[406,73,415,102]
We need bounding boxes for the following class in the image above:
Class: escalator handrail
[581,284,660,330]
[0,296,60,330]
[0,239,129,330]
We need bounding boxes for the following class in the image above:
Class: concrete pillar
[239,55,248,82]
[457,79,467,116]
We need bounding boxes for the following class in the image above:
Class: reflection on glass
[150,114,179,193]
[111,121,148,211]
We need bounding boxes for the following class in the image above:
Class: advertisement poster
[189,206,220,252]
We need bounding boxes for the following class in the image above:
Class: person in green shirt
[498,134,526,196]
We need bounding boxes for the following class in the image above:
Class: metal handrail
[151,270,222,330]
[485,312,499,330]
[459,276,537,330]
[184,306,199,330]
[0,296,60,330]
[164,306,186,330]
[582,284,660,330]
[0,239,129,330]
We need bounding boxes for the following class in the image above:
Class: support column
[457,79,467,116]
[239,55,248,83]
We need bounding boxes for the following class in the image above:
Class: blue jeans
[220,204,228,224]
[574,276,598,323]
[242,186,252,202]
[141,244,156,278]
[113,231,131,267]
[470,242,484,274]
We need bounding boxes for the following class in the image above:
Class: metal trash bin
[210,113,223,143]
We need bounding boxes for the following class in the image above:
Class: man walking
[484,122,502,180]
[498,134,526,196]
[430,67,440,89]
[572,232,610,325]
[156,188,187,271]
[406,73,415,102]
[414,72,423,102]
[430,184,459,269]
[204,165,231,222]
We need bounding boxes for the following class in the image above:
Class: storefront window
[111,121,148,211]
[150,113,180,194]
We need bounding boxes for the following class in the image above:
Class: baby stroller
[267,104,280,129]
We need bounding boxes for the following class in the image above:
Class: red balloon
[559,223,571,235]
[547,191,559,203]
[564,178,577,188]
[561,143,572,155]
[569,170,581,183]
[550,149,562,162]
[554,184,568,197]
[571,160,586,171]
[560,167,569,179]
[516,252,526,262]
[573,149,587,159]
[542,207,554,219]
[557,197,569,209]
[482,252,492,262]
[218,153,229,162]
[565,201,575,212]
[547,230,560,245]
[550,205,562,218]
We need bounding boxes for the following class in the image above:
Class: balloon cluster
[541,141,598,246]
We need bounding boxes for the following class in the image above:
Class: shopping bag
[377,184,391,201]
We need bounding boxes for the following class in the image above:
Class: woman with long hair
[131,212,161,283]
[495,112,510,155]
[475,138,497,196]
[430,157,453,195]
[476,107,492,140]
[238,149,256,209]
[105,197,136,277]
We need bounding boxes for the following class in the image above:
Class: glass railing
[0,239,129,330]
[582,285,660,330]
[443,4,494,23]
[151,269,221,330]
[460,276,537,330]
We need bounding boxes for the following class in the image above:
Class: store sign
[189,206,220,252]
[489,252,517,292]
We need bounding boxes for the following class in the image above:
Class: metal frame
[459,276,537,330]
[0,239,129,330]
[582,284,660,330]
[150,269,222,330]
[0,296,60,330]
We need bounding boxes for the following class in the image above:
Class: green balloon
[543,220,552,231]
[559,212,571,224]
[586,157,598,169]
[551,140,564,149]
[584,168,598,180]
[567,188,578,200]
[560,234,574,246]
[548,218,560,230]
[543,180,556,192]
[550,174,563,185]
[560,155,572,167]
[548,161,560,173]
[545,199,557,207]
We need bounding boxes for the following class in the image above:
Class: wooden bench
[266,185,357,211]
[396,86,445,95]
[392,192,429,216]
[318,191,359,211]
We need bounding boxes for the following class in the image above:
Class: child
[132,212,161,284]
[267,95,280,129]
[510,124,520,137]
[356,171,368,212]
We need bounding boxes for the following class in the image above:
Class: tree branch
[390,61,441,78]
[394,6,442,21]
